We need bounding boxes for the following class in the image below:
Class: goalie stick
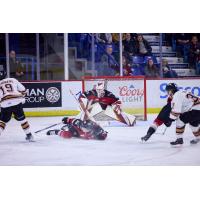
[69,89,96,122]
[69,90,112,126]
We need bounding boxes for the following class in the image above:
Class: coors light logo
[118,85,144,103]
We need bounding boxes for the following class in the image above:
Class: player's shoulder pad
[1,77,16,83]
[9,77,17,81]
[11,78,22,84]
[173,90,185,100]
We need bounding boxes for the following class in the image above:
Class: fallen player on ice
[46,117,108,140]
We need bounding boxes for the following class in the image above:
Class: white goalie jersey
[0,78,26,108]
[170,90,200,120]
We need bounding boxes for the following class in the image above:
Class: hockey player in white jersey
[0,67,34,142]
[166,83,200,145]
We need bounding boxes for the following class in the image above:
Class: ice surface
[0,114,199,166]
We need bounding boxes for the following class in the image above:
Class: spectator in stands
[9,50,24,79]
[79,33,91,58]
[163,66,178,78]
[122,56,132,76]
[135,34,152,56]
[122,45,132,65]
[99,45,118,76]
[144,58,159,78]
[112,33,126,44]
[162,59,178,78]
[162,59,169,68]
[130,33,138,41]
[188,36,200,69]
[95,33,112,44]
[123,33,136,56]
[163,33,173,46]
[175,33,191,62]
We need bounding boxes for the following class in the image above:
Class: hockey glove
[164,118,175,127]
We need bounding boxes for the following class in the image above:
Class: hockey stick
[69,89,96,122]
[69,89,84,112]
[162,126,168,135]
[156,126,168,135]
[34,122,63,134]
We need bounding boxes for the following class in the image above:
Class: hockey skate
[25,133,34,142]
[170,138,183,146]
[190,138,200,145]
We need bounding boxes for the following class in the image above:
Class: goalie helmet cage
[82,76,147,121]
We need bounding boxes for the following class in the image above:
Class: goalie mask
[96,82,105,98]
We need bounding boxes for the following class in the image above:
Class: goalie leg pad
[104,106,136,126]
[118,112,136,126]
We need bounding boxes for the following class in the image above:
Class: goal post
[82,76,147,120]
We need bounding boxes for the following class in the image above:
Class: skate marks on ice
[0,116,200,165]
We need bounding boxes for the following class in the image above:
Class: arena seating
[143,34,196,77]
[68,33,198,78]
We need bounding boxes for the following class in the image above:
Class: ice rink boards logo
[23,82,62,108]
[45,87,60,103]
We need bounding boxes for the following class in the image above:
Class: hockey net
[82,76,147,121]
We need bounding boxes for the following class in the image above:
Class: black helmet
[165,83,178,94]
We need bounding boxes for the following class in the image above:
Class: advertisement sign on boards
[23,82,62,108]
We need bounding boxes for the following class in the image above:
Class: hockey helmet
[165,83,178,94]
[96,82,105,90]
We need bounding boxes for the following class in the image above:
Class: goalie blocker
[78,82,136,126]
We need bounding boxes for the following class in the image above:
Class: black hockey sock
[141,126,156,141]
[147,126,156,136]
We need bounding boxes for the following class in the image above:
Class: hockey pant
[154,102,172,127]
[176,110,200,137]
